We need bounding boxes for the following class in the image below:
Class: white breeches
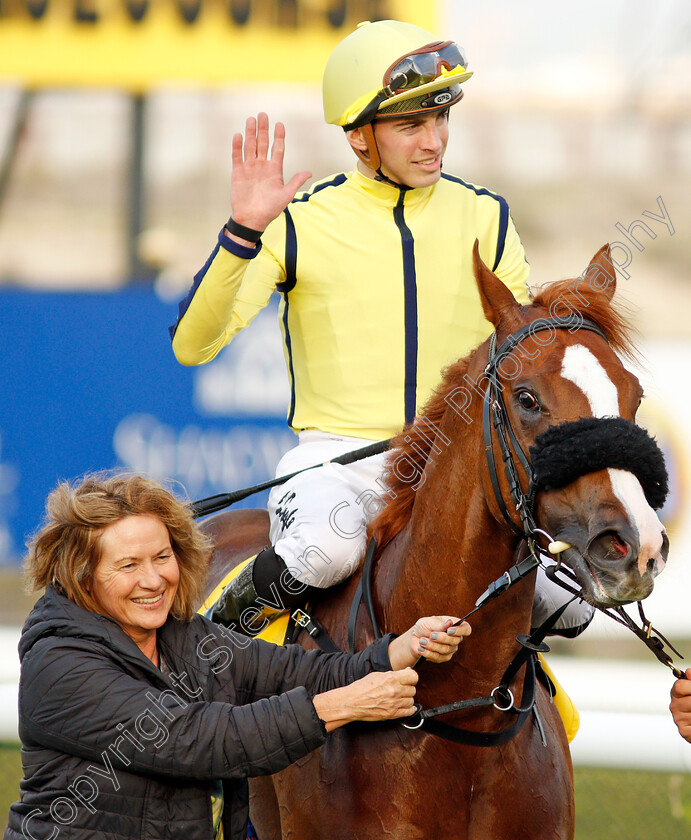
[268,432,388,588]
[268,432,593,632]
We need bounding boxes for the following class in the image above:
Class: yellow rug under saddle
[538,654,580,742]
[200,562,579,742]
[199,556,291,646]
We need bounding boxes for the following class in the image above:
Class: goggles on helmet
[343,40,468,130]
[384,41,468,94]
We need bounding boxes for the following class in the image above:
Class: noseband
[531,416,668,510]
[482,316,669,542]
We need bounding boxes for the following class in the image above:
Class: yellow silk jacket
[171,168,530,440]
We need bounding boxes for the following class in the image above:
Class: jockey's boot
[211,546,318,635]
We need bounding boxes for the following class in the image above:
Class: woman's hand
[670,668,691,741]
[226,112,312,245]
[388,616,471,671]
[312,668,418,732]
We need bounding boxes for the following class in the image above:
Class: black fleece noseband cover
[529,416,668,510]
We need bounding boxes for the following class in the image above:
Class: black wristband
[225,216,263,243]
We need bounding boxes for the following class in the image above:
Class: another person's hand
[670,668,691,741]
[312,668,418,731]
[388,615,471,670]
[226,112,312,245]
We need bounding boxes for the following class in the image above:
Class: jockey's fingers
[231,132,244,167]
[256,112,270,158]
[270,120,287,163]
[243,115,258,159]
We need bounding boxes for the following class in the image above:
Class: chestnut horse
[200,244,668,840]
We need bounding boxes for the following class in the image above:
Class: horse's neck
[375,416,534,696]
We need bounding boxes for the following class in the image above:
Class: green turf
[0,742,22,829]
[573,767,691,840]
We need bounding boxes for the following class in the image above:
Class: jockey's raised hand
[225,112,312,246]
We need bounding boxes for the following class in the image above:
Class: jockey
[170,20,594,637]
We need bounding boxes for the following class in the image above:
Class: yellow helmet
[323,19,473,129]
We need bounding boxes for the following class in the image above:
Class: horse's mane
[369,275,637,550]
[531,276,637,360]
[369,354,472,551]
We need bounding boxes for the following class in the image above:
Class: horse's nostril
[601,531,630,560]
[587,527,637,569]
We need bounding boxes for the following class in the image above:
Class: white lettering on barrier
[113,414,295,496]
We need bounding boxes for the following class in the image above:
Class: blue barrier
[0,288,295,564]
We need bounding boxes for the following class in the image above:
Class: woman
[4,473,469,840]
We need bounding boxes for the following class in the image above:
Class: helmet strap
[351,123,411,190]
[352,123,381,171]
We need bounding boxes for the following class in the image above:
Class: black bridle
[481,315,608,541]
[478,314,681,677]
[345,314,683,744]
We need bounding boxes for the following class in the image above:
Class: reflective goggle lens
[384,42,467,94]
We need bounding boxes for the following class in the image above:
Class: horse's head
[474,242,669,607]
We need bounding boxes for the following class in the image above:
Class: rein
[341,535,572,746]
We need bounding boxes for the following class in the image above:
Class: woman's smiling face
[90,514,179,651]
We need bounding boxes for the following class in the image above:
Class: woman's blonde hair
[25,473,212,620]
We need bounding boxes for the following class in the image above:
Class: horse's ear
[473,240,520,327]
[581,244,617,303]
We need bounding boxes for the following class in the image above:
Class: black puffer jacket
[4,586,393,840]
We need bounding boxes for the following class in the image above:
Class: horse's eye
[517,390,540,411]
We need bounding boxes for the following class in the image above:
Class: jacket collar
[348,167,436,207]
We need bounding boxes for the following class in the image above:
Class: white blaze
[608,469,666,576]
[560,345,619,418]
[560,345,665,574]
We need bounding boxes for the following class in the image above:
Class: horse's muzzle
[565,517,669,606]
